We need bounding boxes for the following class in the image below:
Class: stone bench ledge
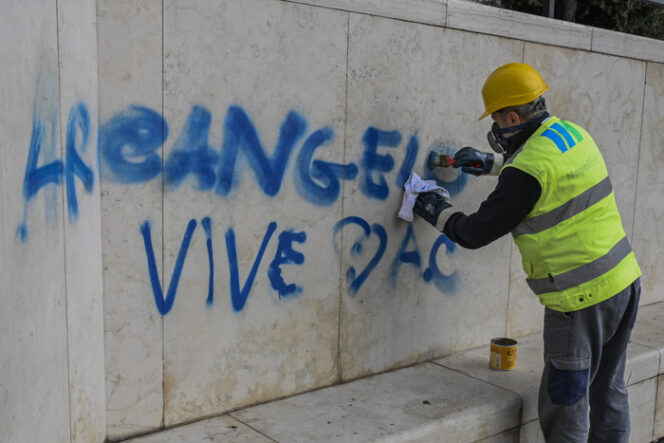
[631,301,664,373]
[124,362,521,442]
[231,362,520,443]
[436,301,664,442]
[123,301,664,443]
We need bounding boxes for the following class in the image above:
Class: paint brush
[438,155,456,167]
[428,153,456,169]
[426,143,458,170]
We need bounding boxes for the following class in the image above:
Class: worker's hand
[414,190,454,232]
[453,146,499,176]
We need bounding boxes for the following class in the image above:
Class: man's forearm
[442,167,541,249]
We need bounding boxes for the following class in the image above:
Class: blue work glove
[414,190,454,232]
[453,146,498,176]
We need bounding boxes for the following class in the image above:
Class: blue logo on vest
[541,122,582,153]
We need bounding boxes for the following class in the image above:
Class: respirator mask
[487,122,510,154]
[486,112,550,155]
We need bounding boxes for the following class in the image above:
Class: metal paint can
[490,337,518,370]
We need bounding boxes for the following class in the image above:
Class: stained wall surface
[341,15,521,380]
[1,0,105,442]
[3,0,664,441]
[160,0,346,425]
[97,0,165,438]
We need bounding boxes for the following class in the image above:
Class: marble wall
[633,61,664,306]
[1,0,105,442]
[160,0,346,425]
[3,0,663,441]
[508,43,648,336]
[97,1,165,438]
[341,15,520,380]
[96,1,663,435]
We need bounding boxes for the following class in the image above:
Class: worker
[413,62,642,443]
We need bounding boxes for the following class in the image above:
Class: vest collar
[504,112,550,159]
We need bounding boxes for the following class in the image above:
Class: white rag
[398,172,450,222]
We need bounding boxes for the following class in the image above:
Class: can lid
[491,337,518,346]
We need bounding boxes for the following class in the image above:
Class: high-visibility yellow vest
[502,116,641,312]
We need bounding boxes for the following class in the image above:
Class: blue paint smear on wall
[141,219,197,316]
[18,75,62,242]
[202,216,214,307]
[225,221,277,312]
[294,127,358,206]
[100,105,167,183]
[216,106,306,197]
[164,105,220,191]
[422,234,458,293]
[333,216,370,251]
[389,224,421,286]
[421,143,468,197]
[22,101,62,199]
[40,76,61,227]
[268,230,306,297]
[360,127,400,200]
[333,216,387,295]
[65,102,94,223]
[396,134,418,189]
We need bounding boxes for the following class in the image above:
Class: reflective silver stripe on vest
[526,236,632,295]
[513,176,613,237]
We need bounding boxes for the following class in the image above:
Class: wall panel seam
[631,63,648,243]
[336,11,351,384]
[280,0,445,27]
[55,0,75,439]
[230,416,280,443]
[161,0,166,431]
[651,375,659,442]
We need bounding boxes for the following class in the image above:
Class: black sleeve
[442,167,542,249]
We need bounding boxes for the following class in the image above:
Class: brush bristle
[439,155,455,167]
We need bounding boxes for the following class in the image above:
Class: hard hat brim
[478,84,549,120]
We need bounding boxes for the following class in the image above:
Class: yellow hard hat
[479,63,549,120]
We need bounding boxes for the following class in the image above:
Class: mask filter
[487,122,507,154]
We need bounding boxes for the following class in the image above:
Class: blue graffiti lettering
[141,219,197,315]
[422,234,458,292]
[65,102,94,222]
[333,216,387,295]
[360,127,400,200]
[100,105,167,183]
[389,224,421,285]
[164,105,220,190]
[202,217,214,307]
[18,82,62,242]
[225,221,277,312]
[294,127,358,206]
[22,113,63,199]
[396,134,418,189]
[217,106,306,196]
[268,230,306,297]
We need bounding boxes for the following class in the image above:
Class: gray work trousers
[538,279,641,443]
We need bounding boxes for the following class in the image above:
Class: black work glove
[453,146,495,176]
[414,190,453,232]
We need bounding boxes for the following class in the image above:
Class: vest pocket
[547,356,591,406]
